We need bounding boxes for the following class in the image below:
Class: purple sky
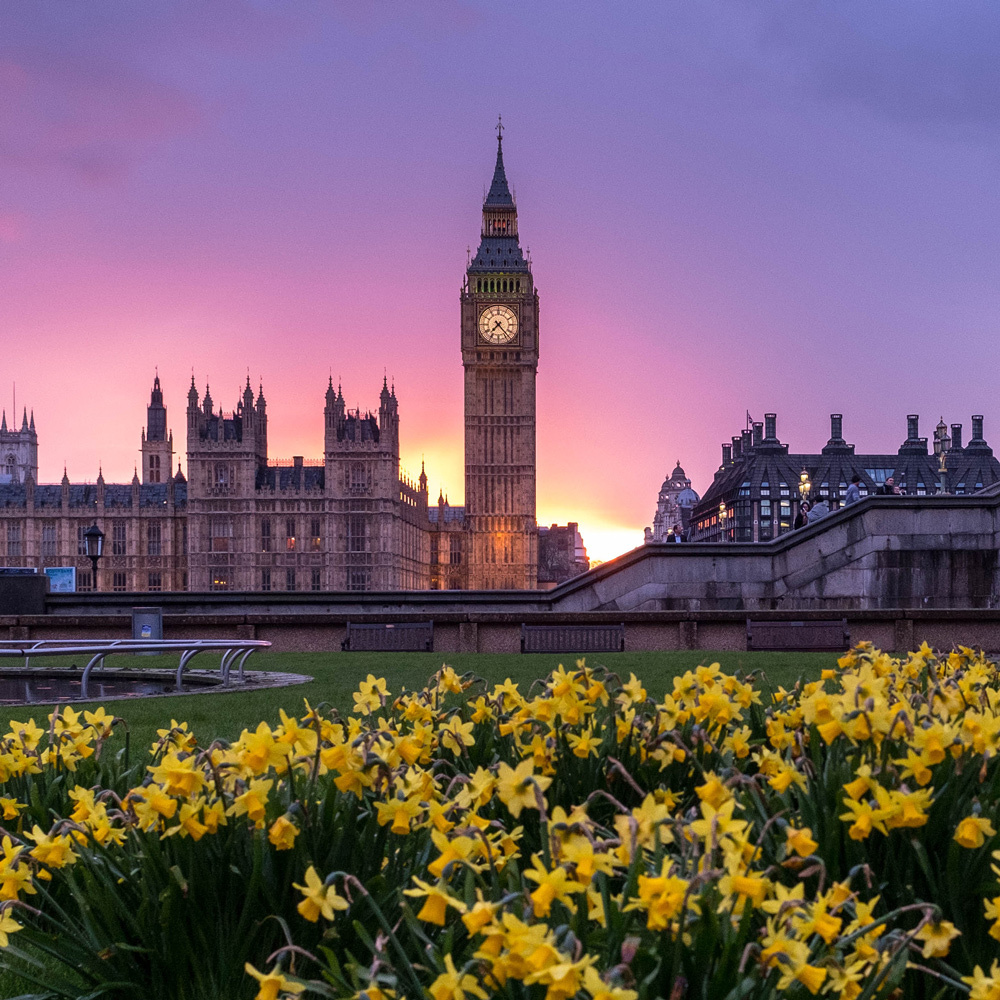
[2,1,999,560]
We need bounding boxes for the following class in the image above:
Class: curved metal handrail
[0,639,271,699]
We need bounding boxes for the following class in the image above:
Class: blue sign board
[44,567,77,593]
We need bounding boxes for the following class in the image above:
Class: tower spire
[484,116,514,207]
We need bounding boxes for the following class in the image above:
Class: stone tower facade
[0,409,38,485]
[462,125,539,589]
[324,377,429,591]
[185,377,268,591]
[140,375,174,484]
[645,462,700,542]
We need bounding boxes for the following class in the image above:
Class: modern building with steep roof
[690,412,1000,542]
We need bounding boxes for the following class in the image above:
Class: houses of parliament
[0,131,586,593]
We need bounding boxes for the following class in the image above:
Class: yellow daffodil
[495,759,551,818]
[267,815,299,851]
[293,865,348,923]
[244,963,305,1000]
[0,798,23,821]
[964,960,1000,1000]
[403,877,467,925]
[25,826,77,869]
[0,911,23,948]
[523,855,584,916]
[955,815,996,849]
[428,954,488,1000]
[915,919,960,958]
[785,825,818,858]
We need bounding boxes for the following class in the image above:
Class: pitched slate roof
[255,467,326,491]
[428,505,466,524]
[0,482,187,509]
[484,136,514,207]
[468,236,529,274]
[692,415,1000,531]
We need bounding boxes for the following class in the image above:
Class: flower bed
[0,644,999,999]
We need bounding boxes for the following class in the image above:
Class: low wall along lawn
[0,644,998,999]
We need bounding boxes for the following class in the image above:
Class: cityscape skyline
[4,2,999,562]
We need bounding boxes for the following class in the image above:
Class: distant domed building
[645,462,700,542]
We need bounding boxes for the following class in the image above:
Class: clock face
[478,304,518,345]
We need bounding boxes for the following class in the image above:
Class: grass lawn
[5,648,840,752]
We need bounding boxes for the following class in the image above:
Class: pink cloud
[0,53,199,182]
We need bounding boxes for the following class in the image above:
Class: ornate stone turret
[378,377,399,453]
[647,461,700,542]
[0,403,38,485]
[141,373,174,484]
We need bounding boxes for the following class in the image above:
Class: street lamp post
[798,469,812,522]
[83,523,105,592]
[937,446,949,495]
[799,469,812,503]
[719,501,728,543]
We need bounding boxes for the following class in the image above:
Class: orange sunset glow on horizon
[5,3,1000,569]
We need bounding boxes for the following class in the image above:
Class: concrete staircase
[548,495,1000,612]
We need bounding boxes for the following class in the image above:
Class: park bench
[746,619,850,652]
[341,622,434,652]
[520,623,625,654]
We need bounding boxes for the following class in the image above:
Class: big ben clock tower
[462,121,538,590]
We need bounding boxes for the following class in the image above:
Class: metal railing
[0,639,271,699]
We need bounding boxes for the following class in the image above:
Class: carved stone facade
[183,376,431,593]
[644,462,700,542]
[461,127,539,589]
[537,523,589,589]
[0,409,38,486]
[0,455,187,593]
[0,131,587,593]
